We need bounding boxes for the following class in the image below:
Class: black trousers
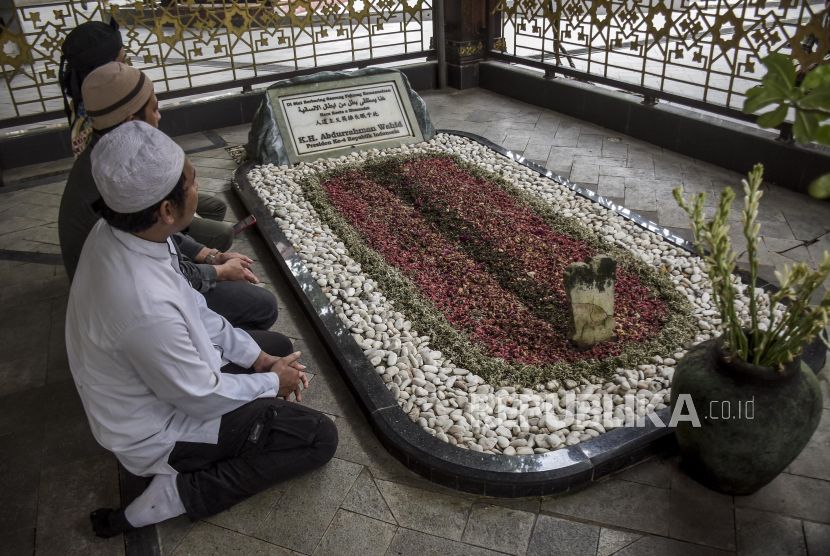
[204,281,279,331]
[168,330,338,520]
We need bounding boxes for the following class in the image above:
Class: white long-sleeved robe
[66,220,278,476]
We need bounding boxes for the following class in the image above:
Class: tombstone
[564,255,617,349]
[247,67,434,166]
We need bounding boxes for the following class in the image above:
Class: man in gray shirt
[58,61,277,330]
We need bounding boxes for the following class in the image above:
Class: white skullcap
[91,120,185,213]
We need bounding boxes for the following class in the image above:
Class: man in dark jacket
[58,62,278,330]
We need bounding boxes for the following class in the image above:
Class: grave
[233,69,826,496]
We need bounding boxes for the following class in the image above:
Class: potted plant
[742,52,830,197]
[670,164,828,495]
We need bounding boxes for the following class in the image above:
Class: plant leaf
[798,90,830,110]
[756,104,789,128]
[814,124,830,145]
[743,85,787,113]
[794,110,821,143]
[760,53,797,94]
[808,172,830,200]
[802,65,830,90]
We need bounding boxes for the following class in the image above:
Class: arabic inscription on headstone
[268,73,423,163]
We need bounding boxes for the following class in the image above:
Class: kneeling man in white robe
[65,120,337,537]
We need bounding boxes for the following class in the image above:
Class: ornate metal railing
[0,0,434,126]
[491,0,829,121]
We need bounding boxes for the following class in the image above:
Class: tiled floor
[1,87,829,556]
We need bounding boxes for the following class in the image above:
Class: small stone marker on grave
[247,68,433,166]
[564,255,617,349]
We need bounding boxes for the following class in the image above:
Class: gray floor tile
[788,409,830,481]
[0,261,59,287]
[503,134,531,153]
[600,165,654,179]
[552,130,581,147]
[461,503,535,555]
[614,455,674,489]
[466,110,517,124]
[597,528,643,556]
[475,495,541,515]
[0,201,60,226]
[614,535,728,556]
[0,215,50,236]
[267,292,317,341]
[312,509,397,556]
[197,176,232,194]
[0,380,86,438]
[627,152,655,171]
[289,336,339,379]
[376,480,472,541]
[597,175,626,198]
[0,225,62,249]
[435,118,489,136]
[385,528,503,556]
[804,521,830,556]
[654,162,683,180]
[340,468,397,524]
[2,157,74,183]
[174,132,217,153]
[526,514,598,556]
[658,203,693,229]
[0,527,35,555]
[303,372,361,419]
[736,508,806,556]
[254,457,362,553]
[668,469,735,551]
[46,315,71,385]
[189,146,235,160]
[190,156,239,170]
[0,430,43,533]
[570,162,599,184]
[0,301,53,364]
[36,455,123,556]
[735,473,830,524]
[195,165,236,180]
[174,522,292,555]
[204,483,285,536]
[541,479,670,535]
[37,455,119,519]
[9,189,63,209]
[33,181,69,196]
[0,275,69,310]
[330,407,416,482]
[602,140,629,160]
[782,210,830,242]
[157,515,195,556]
[622,185,657,212]
[41,413,108,469]
[0,353,47,397]
[523,143,553,161]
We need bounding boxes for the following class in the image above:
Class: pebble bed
[248,133,778,455]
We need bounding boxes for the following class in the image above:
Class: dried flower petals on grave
[299,153,695,385]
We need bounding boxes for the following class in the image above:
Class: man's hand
[282,371,309,402]
[252,351,309,401]
[216,251,253,266]
[215,257,260,284]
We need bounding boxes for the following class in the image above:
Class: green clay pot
[670,336,823,495]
